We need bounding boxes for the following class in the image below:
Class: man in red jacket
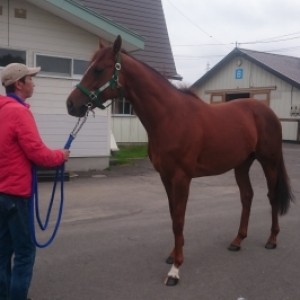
[0,63,70,300]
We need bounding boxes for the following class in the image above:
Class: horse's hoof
[265,242,277,249]
[165,256,174,264]
[228,244,241,251]
[165,276,179,286]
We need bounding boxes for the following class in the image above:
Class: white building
[192,48,300,142]
[0,0,179,171]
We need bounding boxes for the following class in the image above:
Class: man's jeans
[0,193,36,300]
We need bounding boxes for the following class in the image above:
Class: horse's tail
[276,155,294,215]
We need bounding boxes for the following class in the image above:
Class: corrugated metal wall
[193,58,300,141]
[111,116,147,144]
[0,0,110,170]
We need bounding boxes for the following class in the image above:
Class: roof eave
[192,48,300,90]
[191,48,238,88]
[26,0,145,52]
[168,74,183,81]
[239,53,300,90]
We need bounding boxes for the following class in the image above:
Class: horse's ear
[113,35,122,54]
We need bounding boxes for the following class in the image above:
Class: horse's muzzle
[66,98,87,117]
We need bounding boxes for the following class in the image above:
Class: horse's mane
[121,50,200,100]
[91,47,200,100]
[178,87,199,98]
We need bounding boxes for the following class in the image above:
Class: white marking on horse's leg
[167,264,180,279]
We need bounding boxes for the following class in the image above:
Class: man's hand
[61,149,70,161]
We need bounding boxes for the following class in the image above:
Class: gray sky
[161,0,300,85]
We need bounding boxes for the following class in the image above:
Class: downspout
[7,0,10,46]
[290,86,294,116]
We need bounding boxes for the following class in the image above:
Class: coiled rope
[29,110,91,248]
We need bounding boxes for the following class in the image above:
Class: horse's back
[213,98,281,135]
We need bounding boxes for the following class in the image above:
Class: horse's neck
[122,56,184,133]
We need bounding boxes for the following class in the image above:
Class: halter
[76,53,122,110]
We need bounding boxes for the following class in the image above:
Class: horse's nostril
[67,99,73,112]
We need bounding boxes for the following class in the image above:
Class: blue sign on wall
[235,68,243,79]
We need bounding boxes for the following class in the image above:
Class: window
[112,97,135,115]
[0,48,26,67]
[226,93,250,102]
[36,55,71,77]
[73,59,89,76]
[251,91,270,106]
[35,54,89,78]
[211,93,223,103]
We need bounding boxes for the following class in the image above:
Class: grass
[111,144,148,165]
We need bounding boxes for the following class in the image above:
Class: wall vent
[15,8,27,19]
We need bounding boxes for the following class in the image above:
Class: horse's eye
[94,68,103,75]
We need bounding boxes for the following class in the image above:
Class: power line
[172,31,300,50]
[165,0,213,38]
[172,43,227,47]
[237,31,300,45]
[238,36,300,45]
[174,54,225,60]
[265,45,300,54]
[252,31,300,43]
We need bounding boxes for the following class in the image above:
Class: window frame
[33,53,135,115]
[0,48,27,68]
[34,53,89,79]
[73,59,89,79]
[111,97,135,116]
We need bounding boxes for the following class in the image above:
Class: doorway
[226,93,250,102]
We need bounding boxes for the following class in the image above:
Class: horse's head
[66,35,123,117]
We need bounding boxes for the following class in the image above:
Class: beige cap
[1,63,41,87]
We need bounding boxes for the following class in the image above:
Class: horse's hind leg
[229,158,254,251]
[260,161,280,249]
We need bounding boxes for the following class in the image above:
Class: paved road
[30,143,300,300]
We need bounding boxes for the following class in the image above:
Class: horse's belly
[195,146,254,177]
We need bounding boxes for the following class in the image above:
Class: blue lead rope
[29,113,90,248]
[29,136,73,248]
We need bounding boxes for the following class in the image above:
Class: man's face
[16,75,35,99]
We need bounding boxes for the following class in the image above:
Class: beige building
[192,48,300,142]
[0,0,178,171]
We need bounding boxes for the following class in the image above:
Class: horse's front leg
[161,173,191,286]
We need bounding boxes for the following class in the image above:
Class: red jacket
[0,95,65,197]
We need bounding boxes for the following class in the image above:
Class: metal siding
[0,0,166,150]
[5,1,98,57]
[0,0,110,163]
[239,48,300,86]
[112,116,147,143]
[34,114,109,157]
[281,121,298,141]
[0,2,8,44]
[194,58,300,141]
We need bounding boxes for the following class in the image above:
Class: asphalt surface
[29,143,300,300]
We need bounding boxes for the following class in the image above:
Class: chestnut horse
[66,36,293,286]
